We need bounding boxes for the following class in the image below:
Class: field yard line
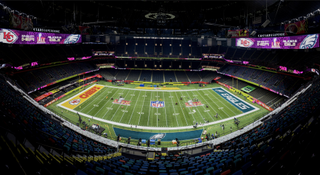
[185,91,208,123]
[125,91,141,124]
[208,89,240,115]
[86,89,112,115]
[194,90,216,121]
[162,91,168,127]
[169,92,180,126]
[137,91,147,125]
[99,88,121,119]
[147,90,153,126]
[157,91,159,127]
[176,91,193,124]
[110,89,131,121]
[78,88,109,112]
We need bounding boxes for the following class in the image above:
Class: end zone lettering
[79,86,101,99]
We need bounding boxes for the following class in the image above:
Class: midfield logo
[112,99,131,106]
[150,101,165,108]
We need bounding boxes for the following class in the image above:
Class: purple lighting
[31,62,38,66]
[67,57,75,61]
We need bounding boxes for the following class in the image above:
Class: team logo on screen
[64,34,81,44]
[151,101,165,108]
[69,99,81,105]
[237,38,254,47]
[0,29,18,44]
[299,34,318,49]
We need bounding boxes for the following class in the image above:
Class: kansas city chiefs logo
[0,29,18,44]
[237,38,254,47]
[69,99,81,105]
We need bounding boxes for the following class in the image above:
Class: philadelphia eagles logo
[69,99,81,105]
[150,133,166,140]
[299,34,318,49]
[64,34,81,44]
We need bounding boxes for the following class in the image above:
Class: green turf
[72,85,243,127]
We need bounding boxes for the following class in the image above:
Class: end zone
[59,85,104,110]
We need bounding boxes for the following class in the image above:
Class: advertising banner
[227,29,249,38]
[236,34,319,49]
[284,20,307,36]
[0,28,81,44]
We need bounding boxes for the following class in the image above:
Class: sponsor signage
[241,86,256,93]
[112,99,131,106]
[0,28,81,44]
[257,33,285,37]
[236,34,319,49]
[61,85,104,109]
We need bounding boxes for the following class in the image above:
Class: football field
[57,83,259,128]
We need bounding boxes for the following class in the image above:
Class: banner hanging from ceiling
[236,34,319,49]
[0,28,82,44]
[284,20,307,36]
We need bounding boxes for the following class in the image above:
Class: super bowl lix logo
[69,99,81,105]
[150,101,165,108]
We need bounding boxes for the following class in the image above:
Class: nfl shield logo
[151,101,165,108]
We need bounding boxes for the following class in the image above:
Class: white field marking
[204,110,210,112]
[173,113,179,115]
[142,95,147,97]
[137,112,144,115]
[78,87,108,112]
[204,94,209,96]
[188,111,196,114]
[193,95,198,96]
[181,96,185,97]
[96,88,121,119]
[127,90,142,124]
[194,90,215,121]
[155,113,161,115]
[169,92,179,127]
[169,96,173,98]
[85,89,111,114]
[110,89,131,121]
[208,89,239,115]
[185,91,206,122]
[93,104,99,107]
[162,91,168,127]
[137,91,147,125]
[157,91,159,127]
[219,107,224,110]
[107,91,112,93]
[121,110,128,113]
[119,90,137,123]
[107,107,113,110]
[118,93,123,95]
[147,91,152,126]
[174,91,189,125]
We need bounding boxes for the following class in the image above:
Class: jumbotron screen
[236,34,319,49]
[0,28,81,44]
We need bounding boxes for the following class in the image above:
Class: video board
[236,34,319,49]
[0,28,81,44]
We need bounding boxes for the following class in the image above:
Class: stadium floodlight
[250,31,256,37]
